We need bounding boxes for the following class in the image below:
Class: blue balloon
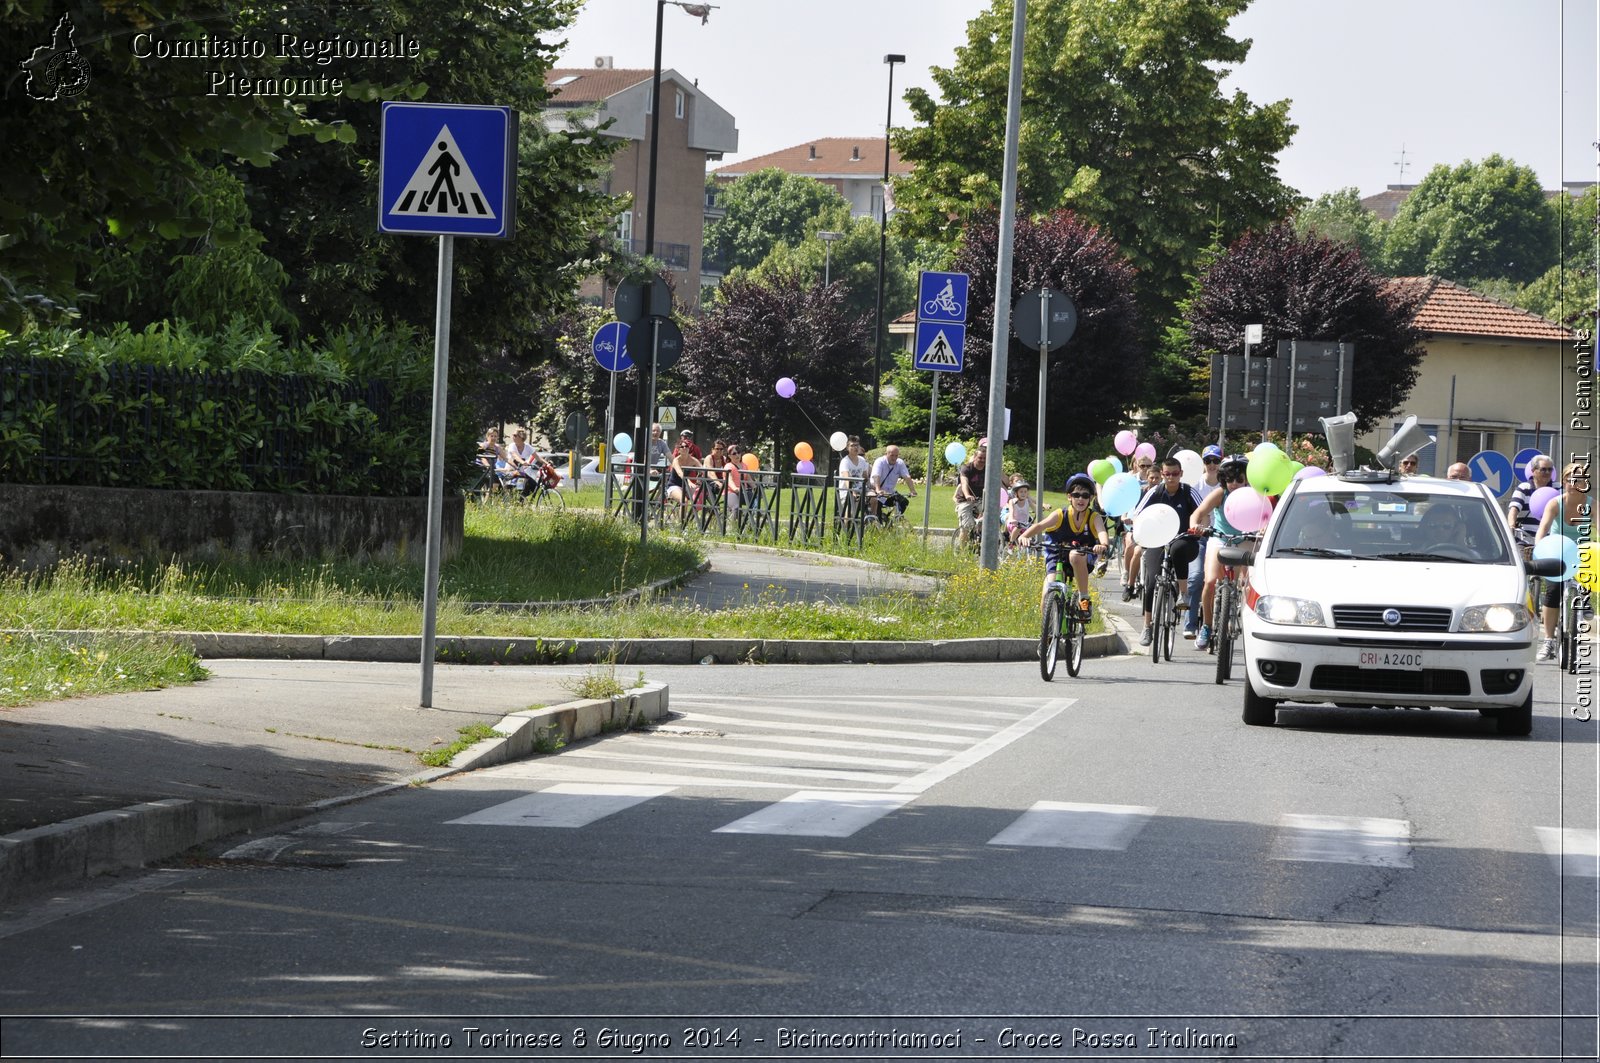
[1534,533,1580,580]
[1101,471,1142,516]
[613,432,633,455]
[944,442,968,465]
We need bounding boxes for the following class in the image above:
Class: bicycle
[1147,532,1199,666]
[1039,548,1092,681]
[1208,534,1256,684]
[1558,577,1593,674]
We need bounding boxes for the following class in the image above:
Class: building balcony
[618,239,691,271]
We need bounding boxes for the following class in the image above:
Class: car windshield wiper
[1273,546,1346,557]
[1373,551,1461,562]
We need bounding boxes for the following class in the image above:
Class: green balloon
[1264,458,1298,496]
[1247,450,1287,493]
[1088,458,1115,484]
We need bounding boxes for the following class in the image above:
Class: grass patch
[0,632,208,707]
[419,722,499,767]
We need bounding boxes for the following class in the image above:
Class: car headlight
[1459,604,1531,633]
[1254,595,1325,626]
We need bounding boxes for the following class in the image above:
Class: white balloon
[829,431,849,452]
[1131,504,1180,548]
[1174,448,1204,485]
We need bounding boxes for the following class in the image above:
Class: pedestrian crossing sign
[379,102,517,239]
[915,320,965,373]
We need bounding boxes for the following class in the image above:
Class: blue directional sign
[915,320,965,373]
[1468,450,1515,496]
[592,322,633,373]
[379,102,517,238]
[1511,447,1545,482]
[918,271,969,325]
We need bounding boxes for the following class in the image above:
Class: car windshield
[1268,489,1511,564]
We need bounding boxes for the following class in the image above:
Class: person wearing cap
[676,429,702,463]
[1183,445,1226,637]
[1005,478,1037,547]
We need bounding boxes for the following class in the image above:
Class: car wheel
[1494,692,1533,737]
[1242,682,1277,727]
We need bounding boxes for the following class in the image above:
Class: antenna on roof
[1394,143,1410,183]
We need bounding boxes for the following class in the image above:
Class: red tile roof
[713,138,912,178]
[1388,276,1572,342]
[545,68,655,103]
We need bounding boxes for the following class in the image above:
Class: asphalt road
[1,642,1596,1060]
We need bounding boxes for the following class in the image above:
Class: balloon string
[789,398,829,441]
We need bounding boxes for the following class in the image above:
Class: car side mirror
[1217,544,1255,568]
[1525,557,1566,578]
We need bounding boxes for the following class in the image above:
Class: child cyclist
[1019,472,1109,616]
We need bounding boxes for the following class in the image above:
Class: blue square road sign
[379,102,517,238]
[915,320,965,373]
[918,271,969,325]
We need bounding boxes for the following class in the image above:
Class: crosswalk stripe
[630,737,933,770]
[684,702,1001,732]
[1534,827,1600,877]
[890,699,1070,794]
[558,748,911,785]
[713,791,914,837]
[988,801,1155,850]
[678,711,974,745]
[445,783,674,828]
[688,733,949,757]
[1276,814,1412,868]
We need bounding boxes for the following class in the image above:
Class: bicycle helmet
[1217,456,1249,485]
[1064,472,1097,495]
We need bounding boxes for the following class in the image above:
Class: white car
[1220,472,1563,736]
[541,454,603,491]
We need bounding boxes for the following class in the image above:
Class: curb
[0,683,672,906]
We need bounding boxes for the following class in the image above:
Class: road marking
[623,737,933,771]
[1276,814,1412,868]
[988,801,1155,850]
[890,699,1071,794]
[222,821,367,861]
[1535,827,1600,877]
[557,748,910,786]
[713,791,914,838]
[679,711,974,744]
[445,784,673,828]
[685,701,1000,732]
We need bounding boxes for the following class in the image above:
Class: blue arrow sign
[592,322,633,372]
[379,102,517,238]
[1468,450,1514,496]
[918,271,969,325]
[1511,447,1545,482]
[915,321,965,373]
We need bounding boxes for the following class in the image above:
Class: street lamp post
[871,53,904,423]
[818,230,844,285]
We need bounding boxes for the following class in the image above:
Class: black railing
[618,239,691,271]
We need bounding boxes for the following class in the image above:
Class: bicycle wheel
[1213,583,1236,685]
[1039,593,1063,682]
[1064,596,1085,677]
[1149,582,1169,665]
[1160,582,1178,661]
[530,485,566,512]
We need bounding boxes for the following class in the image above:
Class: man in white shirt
[837,436,870,510]
[869,444,916,520]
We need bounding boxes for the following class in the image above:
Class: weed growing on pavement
[419,723,499,767]
[0,631,207,707]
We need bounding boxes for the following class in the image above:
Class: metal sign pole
[1217,353,1229,452]
[420,235,455,708]
[603,368,618,514]
[641,316,661,546]
[923,372,939,544]
[1036,291,1049,504]
[1286,338,1298,440]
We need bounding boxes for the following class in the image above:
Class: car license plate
[1358,650,1424,670]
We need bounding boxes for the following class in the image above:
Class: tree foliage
[1186,223,1426,433]
[678,271,871,456]
[704,170,851,276]
[1383,155,1559,285]
[1293,187,1387,265]
[892,0,1297,321]
[1511,184,1600,330]
[943,209,1143,446]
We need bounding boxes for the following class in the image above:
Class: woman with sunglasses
[1018,473,1108,615]
[1507,454,1556,557]
[1533,461,1592,661]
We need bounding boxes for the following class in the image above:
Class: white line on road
[988,801,1156,850]
[713,791,915,838]
[890,699,1072,794]
[1535,826,1600,877]
[445,784,674,828]
[1276,814,1413,868]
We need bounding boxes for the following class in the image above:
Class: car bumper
[1239,623,1535,709]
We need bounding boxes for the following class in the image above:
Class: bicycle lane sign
[916,270,969,373]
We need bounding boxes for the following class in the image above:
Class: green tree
[704,170,851,276]
[1147,225,1226,423]
[871,348,959,446]
[1293,188,1386,265]
[1512,184,1599,329]
[1382,155,1559,284]
[1187,222,1426,433]
[893,0,1297,321]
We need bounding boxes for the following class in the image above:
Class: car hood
[1251,557,1526,609]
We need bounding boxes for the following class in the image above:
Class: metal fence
[607,463,879,548]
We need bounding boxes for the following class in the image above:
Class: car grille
[1309,665,1471,696]
[1331,605,1453,632]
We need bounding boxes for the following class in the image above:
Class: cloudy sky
[554,0,1598,201]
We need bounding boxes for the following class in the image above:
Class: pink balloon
[1294,465,1326,480]
[795,459,815,475]
[1132,442,1157,462]
[775,377,797,399]
[1529,486,1559,517]
[1223,485,1273,533]
[1114,430,1138,456]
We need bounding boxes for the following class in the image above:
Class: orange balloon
[794,441,814,462]
[741,452,759,471]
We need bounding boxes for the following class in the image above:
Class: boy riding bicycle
[1019,473,1109,615]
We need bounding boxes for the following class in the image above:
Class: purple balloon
[1293,465,1326,480]
[795,459,815,475]
[1528,485,1560,517]
[775,377,797,399]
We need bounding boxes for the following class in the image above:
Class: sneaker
[1196,625,1212,651]
[1093,559,1109,577]
[1536,637,1557,662]
[1077,598,1092,620]
[1138,626,1153,647]
[1122,583,1136,602]
[1183,621,1197,640]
